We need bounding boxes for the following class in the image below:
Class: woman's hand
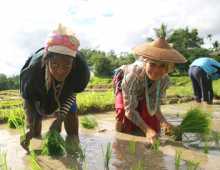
[161,121,173,136]
[145,127,157,144]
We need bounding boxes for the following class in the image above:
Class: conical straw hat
[133,38,187,63]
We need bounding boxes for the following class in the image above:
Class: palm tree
[154,23,172,39]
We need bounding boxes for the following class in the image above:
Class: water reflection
[0,101,220,170]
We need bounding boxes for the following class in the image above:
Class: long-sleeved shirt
[20,48,90,116]
[190,57,220,80]
[121,61,170,131]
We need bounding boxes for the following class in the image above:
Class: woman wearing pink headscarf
[20,24,90,152]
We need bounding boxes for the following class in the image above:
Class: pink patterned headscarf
[44,24,80,57]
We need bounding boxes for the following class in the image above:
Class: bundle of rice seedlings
[150,139,160,152]
[8,111,24,129]
[172,108,211,141]
[80,115,98,129]
[41,130,65,156]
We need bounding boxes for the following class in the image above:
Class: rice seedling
[172,108,211,141]
[69,144,86,162]
[7,109,24,129]
[150,139,160,152]
[211,131,220,146]
[78,145,86,162]
[131,160,144,170]
[187,160,200,170]
[128,141,136,154]
[203,141,209,154]
[102,142,112,170]
[29,150,42,170]
[0,150,9,170]
[80,115,98,129]
[77,145,88,170]
[77,91,114,114]
[175,150,182,170]
[41,130,65,156]
[0,99,23,109]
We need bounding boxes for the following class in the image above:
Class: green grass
[213,79,220,96]
[0,99,22,109]
[87,76,112,88]
[41,131,65,156]
[0,75,219,127]
[167,76,220,98]
[0,107,25,123]
[80,115,98,129]
[7,108,24,129]
[0,90,20,100]
[77,91,114,114]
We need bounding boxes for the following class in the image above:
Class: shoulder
[123,61,145,81]
[121,61,145,92]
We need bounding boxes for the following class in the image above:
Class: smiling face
[48,53,73,81]
[144,60,169,80]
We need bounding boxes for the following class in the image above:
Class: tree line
[0,25,220,90]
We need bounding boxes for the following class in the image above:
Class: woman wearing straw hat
[113,37,186,144]
[20,24,90,152]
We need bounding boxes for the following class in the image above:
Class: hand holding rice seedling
[41,130,65,156]
[172,108,211,141]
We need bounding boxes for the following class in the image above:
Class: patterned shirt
[121,61,170,131]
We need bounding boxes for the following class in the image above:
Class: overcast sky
[0,0,220,76]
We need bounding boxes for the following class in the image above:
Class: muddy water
[0,102,220,170]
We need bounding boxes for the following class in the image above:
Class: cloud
[0,0,220,75]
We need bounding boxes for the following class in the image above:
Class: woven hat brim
[48,45,77,57]
[133,43,187,63]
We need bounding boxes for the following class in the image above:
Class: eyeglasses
[50,62,72,71]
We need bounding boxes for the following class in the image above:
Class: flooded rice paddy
[0,101,220,170]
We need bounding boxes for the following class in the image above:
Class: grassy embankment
[0,76,220,123]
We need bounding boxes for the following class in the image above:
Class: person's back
[190,57,220,78]
[189,57,220,104]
